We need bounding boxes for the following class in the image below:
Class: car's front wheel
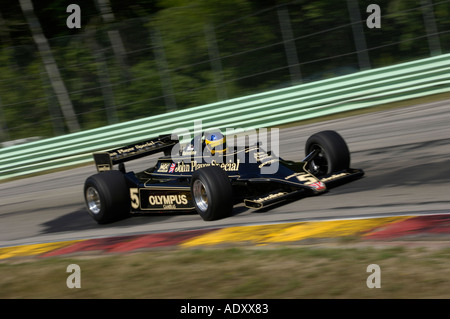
[190,166,233,221]
[305,130,350,177]
[84,171,130,224]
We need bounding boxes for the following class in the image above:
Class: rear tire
[305,130,350,177]
[190,166,233,221]
[84,171,130,224]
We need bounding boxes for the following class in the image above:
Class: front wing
[127,167,364,212]
[242,168,364,209]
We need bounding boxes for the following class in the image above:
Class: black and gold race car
[83,130,364,224]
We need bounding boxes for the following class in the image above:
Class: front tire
[84,171,130,224]
[305,130,350,177]
[190,166,233,221]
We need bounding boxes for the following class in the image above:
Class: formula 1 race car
[83,130,364,224]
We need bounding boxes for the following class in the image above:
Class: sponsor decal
[258,159,279,168]
[253,192,287,204]
[159,160,241,173]
[148,195,188,209]
[96,164,111,172]
[109,141,160,157]
[253,152,270,161]
[191,159,240,172]
[174,161,190,172]
[134,141,159,150]
[157,163,170,173]
[286,172,350,185]
[181,144,197,156]
[254,152,280,168]
[134,189,192,210]
[309,181,326,191]
[321,172,350,182]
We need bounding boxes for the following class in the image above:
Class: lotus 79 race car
[83,130,364,224]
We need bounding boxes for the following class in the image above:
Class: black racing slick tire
[190,166,233,221]
[84,171,130,224]
[305,130,350,177]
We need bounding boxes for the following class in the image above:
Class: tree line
[0,0,448,143]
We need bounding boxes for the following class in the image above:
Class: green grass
[2,244,450,299]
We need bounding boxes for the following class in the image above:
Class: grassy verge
[2,244,450,299]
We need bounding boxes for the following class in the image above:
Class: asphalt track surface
[1,99,449,247]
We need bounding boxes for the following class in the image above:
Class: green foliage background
[0,0,449,142]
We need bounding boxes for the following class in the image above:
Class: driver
[204,131,228,155]
[181,131,228,156]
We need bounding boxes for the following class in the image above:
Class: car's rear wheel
[305,130,350,177]
[190,166,233,221]
[84,171,130,224]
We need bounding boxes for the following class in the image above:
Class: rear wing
[93,134,178,172]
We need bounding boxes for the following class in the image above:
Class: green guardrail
[1,54,449,180]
